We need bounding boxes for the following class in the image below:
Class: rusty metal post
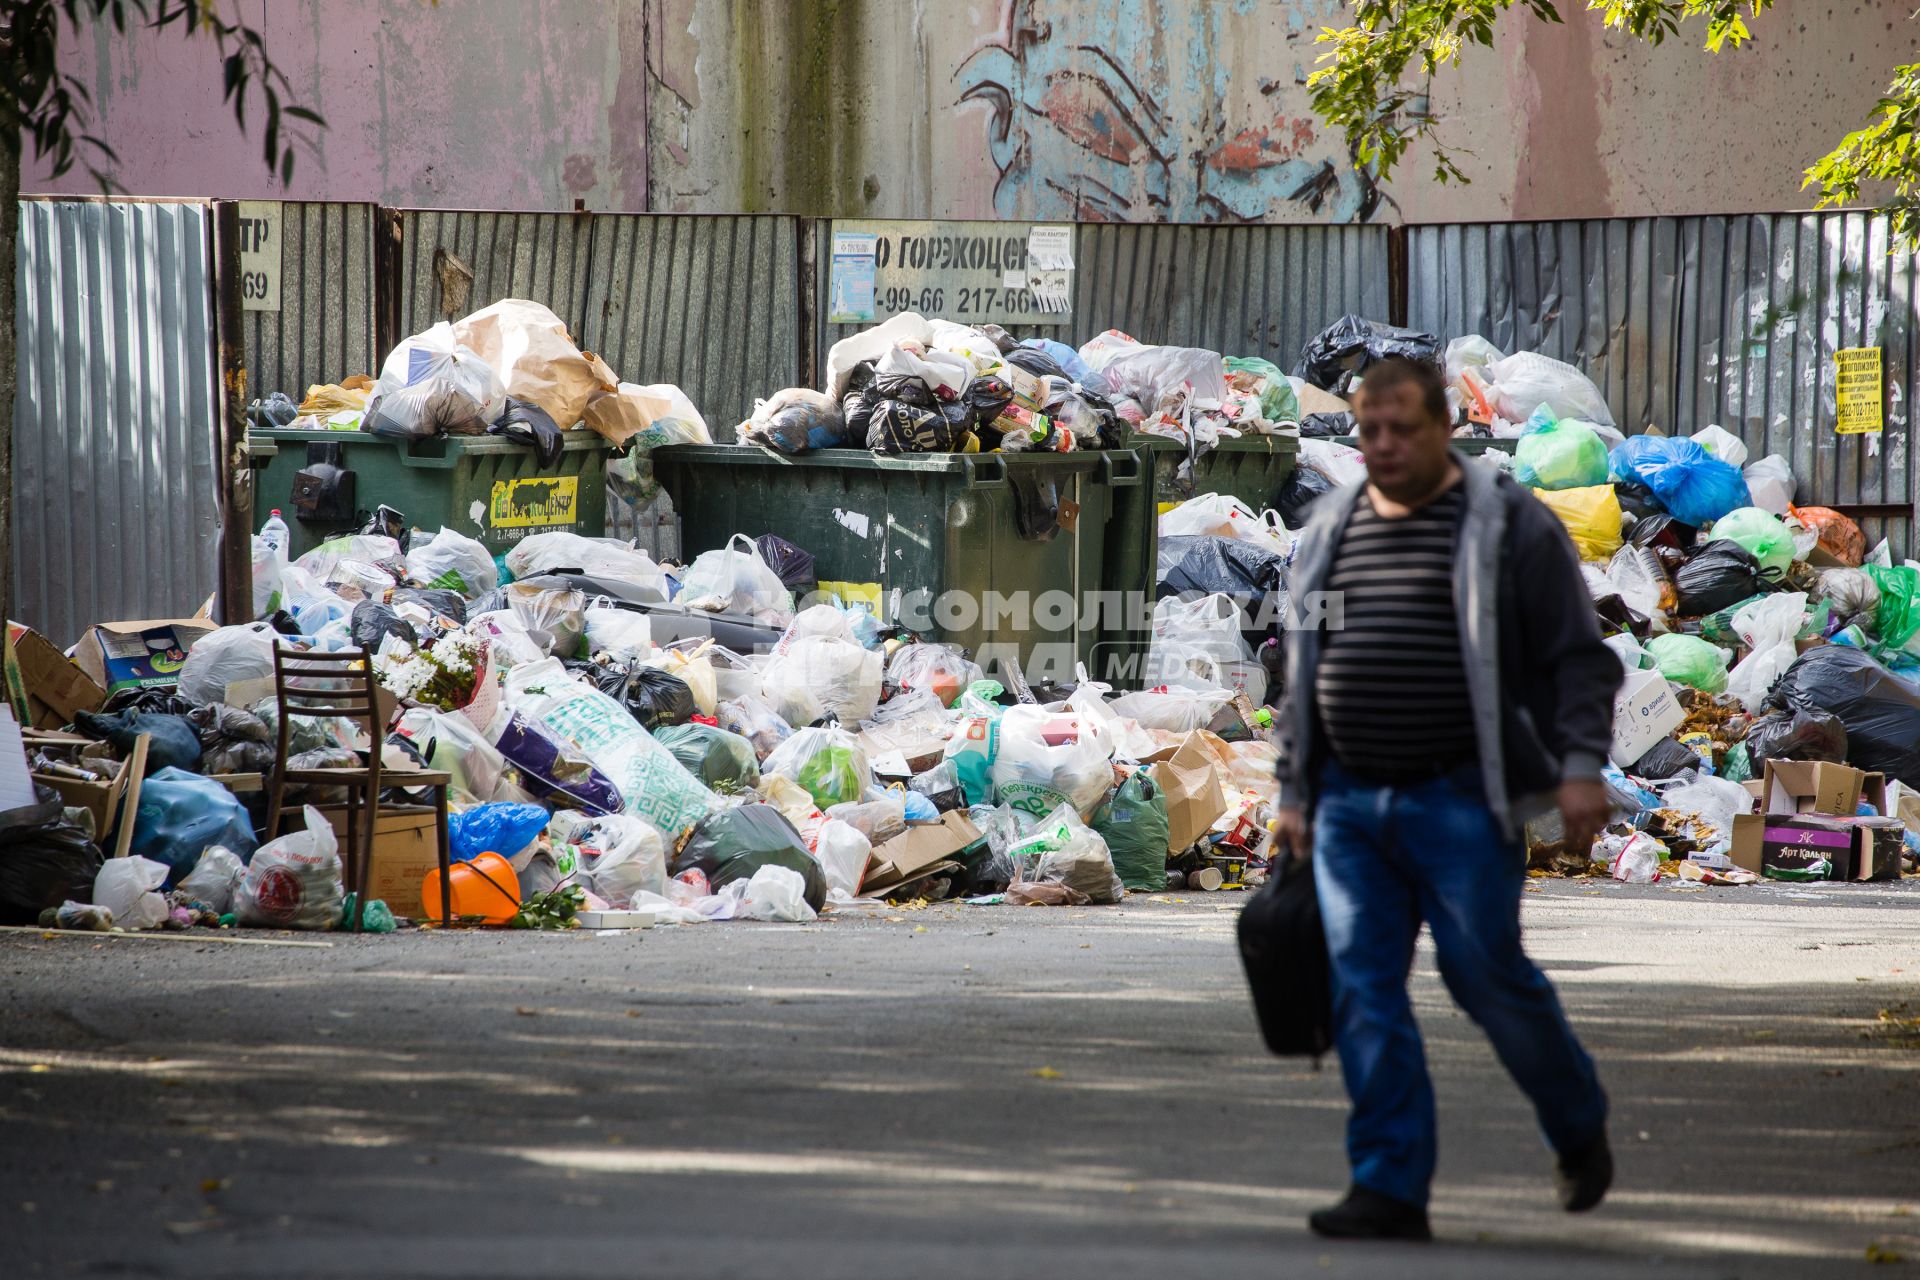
[211,201,252,625]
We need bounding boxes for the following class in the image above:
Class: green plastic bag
[1091,769,1171,892]
[1708,507,1795,576]
[1224,356,1300,423]
[652,723,760,791]
[1720,742,1753,783]
[1866,564,1920,657]
[1698,593,1770,645]
[1646,633,1730,693]
[1514,410,1609,490]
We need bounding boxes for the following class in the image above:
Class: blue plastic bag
[900,790,939,822]
[1018,338,1094,385]
[1608,436,1750,528]
[448,802,551,863]
[128,767,259,886]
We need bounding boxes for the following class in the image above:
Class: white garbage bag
[365,321,508,440]
[1486,350,1614,426]
[234,806,345,931]
[677,535,794,625]
[177,845,246,914]
[990,705,1114,819]
[762,635,882,724]
[406,527,499,599]
[93,855,170,930]
[178,623,280,707]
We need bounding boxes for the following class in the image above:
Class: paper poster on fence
[828,233,878,324]
[1834,347,1883,435]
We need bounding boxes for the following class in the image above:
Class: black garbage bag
[101,687,196,717]
[1274,465,1337,528]
[868,400,956,455]
[361,504,410,553]
[1745,709,1849,765]
[755,534,817,592]
[1768,645,1920,785]
[1295,315,1442,393]
[0,786,106,926]
[594,664,696,729]
[391,588,468,626]
[1628,736,1701,781]
[1674,540,1772,616]
[489,397,564,469]
[965,373,1015,424]
[841,386,878,441]
[652,723,760,790]
[1614,480,1668,524]
[1157,534,1284,599]
[1004,345,1066,381]
[1298,412,1355,439]
[73,709,202,773]
[1628,512,1698,552]
[189,703,276,775]
[870,373,938,410]
[843,359,879,395]
[939,400,978,440]
[978,323,1020,355]
[670,804,826,911]
[351,601,418,652]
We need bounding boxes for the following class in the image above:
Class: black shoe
[1308,1186,1433,1241]
[1555,1133,1613,1212]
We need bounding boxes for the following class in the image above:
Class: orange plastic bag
[1790,505,1865,567]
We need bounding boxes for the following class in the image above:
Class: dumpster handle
[397,445,461,471]
[1102,451,1143,487]
[961,455,1007,489]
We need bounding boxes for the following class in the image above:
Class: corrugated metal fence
[1406,213,1918,557]
[244,202,379,400]
[13,200,220,645]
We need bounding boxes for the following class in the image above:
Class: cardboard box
[315,810,443,919]
[1761,760,1865,817]
[1610,669,1685,767]
[1859,772,1888,818]
[71,619,215,695]
[5,622,105,729]
[33,755,133,841]
[1152,732,1227,853]
[1730,812,1856,880]
[860,811,982,895]
[1850,817,1906,882]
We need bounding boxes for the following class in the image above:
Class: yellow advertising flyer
[1834,347,1884,435]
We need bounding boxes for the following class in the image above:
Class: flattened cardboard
[6,622,106,729]
[860,811,981,895]
[71,619,215,694]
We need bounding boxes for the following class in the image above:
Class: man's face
[1354,380,1452,500]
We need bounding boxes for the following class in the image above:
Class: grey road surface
[3,879,1917,1278]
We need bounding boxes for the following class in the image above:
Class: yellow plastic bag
[1536,483,1623,561]
[298,375,372,415]
[649,643,718,717]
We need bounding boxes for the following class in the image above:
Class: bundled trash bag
[1485,350,1614,426]
[1224,355,1300,423]
[596,664,697,730]
[234,805,345,930]
[189,702,275,775]
[1866,564,1920,658]
[1091,770,1170,892]
[964,372,1015,423]
[679,535,794,623]
[74,708,202,773]
[488,710,624,814]
[990,706,1113,819]
[1296,411,1355,439]
[1709,507,1796,577]
[1274,466,1337,528]
[762,635,883,724]
[1612,480,1667,524]
[1646,633,1730,694]
[1157,534,1285,603]
[1792,505,1867,567]
[867,400,956,455]
[505,532,669,590]
[249,391,298,429]
[1820,567,1881,622]
[448,802,550,863]
[670,804,826,912]
[1769,645,1920,785]
[1018,338,1093,384]
[95,855,169,930]
[813,819,873,898]
[1295,315,1441,393]
[365,322,507,440]
[561,812,667,906]
[1744,454,1795,515]
[743,388,846,454]
[653,723,761,790]
[407,527,499,598]
[1629,736,1704,781]
[1535,484,1623,561]
[352,600,418,652]
[1514,412,1610,490]
[754,534,817,593]
[1007,804,1124,905]
[1674,540,1772,616]
[0,787,105,925]
[1609,436,1750,528]
[177,845,246,913]
[126,767,259,883]
[584,383,712,450]
[717,695,794,762]
[886,644,984,708]
[178,623,280,707]
[1745,709,1848,765]
[488,397,564,468]
[452,299,614,431]
[762,725,871,809]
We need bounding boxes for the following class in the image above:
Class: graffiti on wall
[953,0,1378,224]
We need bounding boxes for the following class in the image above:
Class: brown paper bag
[1152,732,1228,853]
[582,382,713,448]
[452,299,616,429]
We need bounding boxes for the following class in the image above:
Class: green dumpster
[1138,433,1299,513]
[250,427,612,560]
[653,446,1156,691]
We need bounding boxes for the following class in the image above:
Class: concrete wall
[24,0,1912,224]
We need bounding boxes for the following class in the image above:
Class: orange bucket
[420,852,522,925]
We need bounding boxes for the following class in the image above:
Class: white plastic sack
[294,535,405,595]
[583,601,654,664]
[1486,350,1614,426]
[762,725,873,809]
[738,863,817,923]
[1743,454,1795,516]
[506,583,587,656]
[505,532,669,593]
[1146,594,1265,702]
[468,610,549,669]
[93,855,170,930]
[1604,546,1667,627]
[451,299,613,430]
[1008,803,1124,904]
[1658,773,1752,854]
[1095,345,1228,413]
[251,537,284,619]
[1109,686,1235,733]
[584,382,712,450]
[1296,437,1368,486]
[885,644,984,708]
[1725,591,1807,714]
[825,312,935,399]
[813,819,873,898]
[990,705,1114,819]
[876,343,972,398]
[1603,632,1652,673]
[1157,494,1289,556]
[398,707,538,806]
[762,635,883,724]
[177,845,246,914]
[1443,334,1505,384]
[234,806,345,930]
[571,813,668,906]
[179,623,280,707]
[1690,425,1750,468]
[1063,669,1161,762]
[1076,329,1144,373]
[678,534,794,625]
[504,658,716,838]
[406,527,498,599]
[366,321,508,440]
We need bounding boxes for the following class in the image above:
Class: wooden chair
[263,646,453,930]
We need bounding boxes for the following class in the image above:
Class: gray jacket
[1275,451,1621,838]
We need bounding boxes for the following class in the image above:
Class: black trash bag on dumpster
[870,373,939,410]
[868,400,956,455]
[102,687,196,717]
[361,504,410,553]
[248,392,297,430]
[1767,645,1920,785]
[1673,541,1773,616]
[1004,345,1066,381]
[1274,465,1337,529]
[670,804,826,911]
[1628,736,1702,781]
[939,400,978,441]
[391,588,468,626]
[73,709,202,773]
[351,601,418,652]
[0,786,106,925]
[841,386,878,441]
[489,397,564,469]
[1745,709,1849,766]
[1157,534,1285,601]
[594,664,696,730]
[189,703,277,775]
[1295,315,1442,393]
[1298,412,1356,439]
[965,373,1015,424]
[754,534,817,593]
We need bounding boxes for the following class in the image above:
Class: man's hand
[1274,806,1312,862]
[1557,778,1610,854]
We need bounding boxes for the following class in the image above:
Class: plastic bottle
[259,509,290,558]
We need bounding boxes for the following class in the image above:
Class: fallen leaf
[1029,1067,1063,1079]
[515,1007,539,1017]
[27,1064,49,1074]
[1866,1242,1904,1264]
[200,1177,229,1194]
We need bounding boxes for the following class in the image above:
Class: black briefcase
[1236,854,1333,1060]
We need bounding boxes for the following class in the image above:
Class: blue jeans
[1312,759,1607,1207]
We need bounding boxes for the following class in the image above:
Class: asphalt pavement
[3,877,1917,1278]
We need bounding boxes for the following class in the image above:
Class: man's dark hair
[1361,356,1449,423]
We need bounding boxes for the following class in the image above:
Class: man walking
[1273,356,1621,1242]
